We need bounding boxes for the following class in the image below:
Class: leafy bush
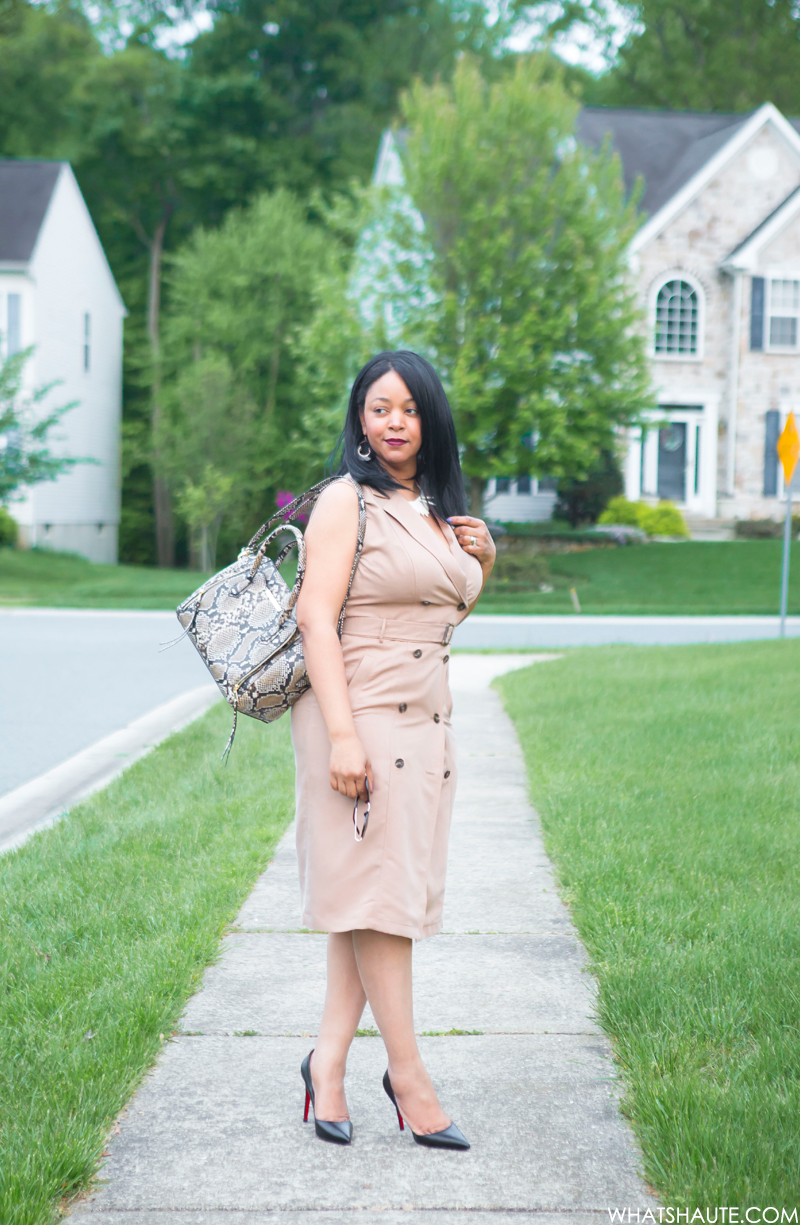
[598,496,643,528]
[735,517,800,539]
[598,497,689,538]
[638,502,690,538]
[555,450,624,528]
[0,506,17,547]
[486,549,552,591]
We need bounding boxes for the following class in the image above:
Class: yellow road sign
[778,411,800,485]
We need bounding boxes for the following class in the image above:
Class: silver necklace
[408,486,431,517]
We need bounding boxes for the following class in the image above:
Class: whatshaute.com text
[608,1210,798,1223]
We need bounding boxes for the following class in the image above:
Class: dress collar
[378,486,469,604]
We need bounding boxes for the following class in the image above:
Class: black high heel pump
[382,1069,470,1150]
[301,1050,353,1145]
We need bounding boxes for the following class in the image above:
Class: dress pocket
[344,644,373,692]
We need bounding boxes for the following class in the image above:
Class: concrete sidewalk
[70,654,658,1224]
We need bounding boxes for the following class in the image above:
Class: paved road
[0,611,209,798]
[5,607,796,801]
[70,656,658,1223]
[454,612,800,648]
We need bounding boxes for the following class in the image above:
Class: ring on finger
[469,535,477,547]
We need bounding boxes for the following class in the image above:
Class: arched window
[654,279,699,355]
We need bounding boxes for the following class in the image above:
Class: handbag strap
[246,474,366,636]
[337,476,367,637]
[246,476,338,552]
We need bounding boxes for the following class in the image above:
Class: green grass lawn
[4,540,800,615]
[497,642,800,1205]
[0,547,208,609]
[481,539,800,614]
[0,702,295,1225]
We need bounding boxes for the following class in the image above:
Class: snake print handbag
[175,474,366,759]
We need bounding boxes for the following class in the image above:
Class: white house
[1,160,125,563]
[374,103,800,526]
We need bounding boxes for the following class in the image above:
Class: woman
[293,350,496,1149]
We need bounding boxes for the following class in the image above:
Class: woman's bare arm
[295,481,372,801]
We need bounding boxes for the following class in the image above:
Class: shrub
[555,450,623,528]
[598,496,643,528]
[598,496,689,538]
[487,549,551,590]
[0,506,17,547]
[735,517,800,539]
[637,502,690,538]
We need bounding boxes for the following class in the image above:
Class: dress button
[398,703,407,713]
[413,649,422,658]
[421,600,432,605]
[457,602,466,611]
[433,713,440,723]
[443,655,449,663]
[444,770,451,779]
[395,758,405,768]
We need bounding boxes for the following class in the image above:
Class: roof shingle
[576,107,752,215]
[0,160,62,262]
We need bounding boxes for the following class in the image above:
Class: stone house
[374,103,800,526]
[1,160,125,562]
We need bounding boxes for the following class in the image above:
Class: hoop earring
[357,435,372,461]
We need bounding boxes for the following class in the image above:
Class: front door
[657,423,687,501]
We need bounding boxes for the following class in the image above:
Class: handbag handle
[248,523,306,625]
[245,476,337,553]
[245,474,366,635]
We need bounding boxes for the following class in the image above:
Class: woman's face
[360,369,422,478]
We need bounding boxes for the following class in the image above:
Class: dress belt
[342,614,455,646]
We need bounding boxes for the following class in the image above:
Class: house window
[83,312,91,371]
[767,280,800,350]
[516,475,531,494]
[495,477,511,494]
[750,277,765,350]
[7,294,20,355]
[654,279,699,355]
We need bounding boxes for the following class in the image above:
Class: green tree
[0,0,98,159]
[593,0,800,112]
[0,347,85,503]
[389,54,652,513]
[176,462,235,570]
[158,189,348,561]
[183,0,523,217]
[74,37,198,567]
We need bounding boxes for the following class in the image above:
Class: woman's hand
[330,733,373,800]
[447,515,496,575]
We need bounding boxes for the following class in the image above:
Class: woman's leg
[309,931,367,1121]
[352,929,450,1135]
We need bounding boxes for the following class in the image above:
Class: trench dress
[291,481,483,940]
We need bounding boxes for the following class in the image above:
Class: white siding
[482,479,558,523]
[12,165,124,563]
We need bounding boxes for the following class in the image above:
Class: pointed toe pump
[382,1069,470,1151]
[301,1051,353,1145]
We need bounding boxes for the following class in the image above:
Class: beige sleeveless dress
[291,481,483,940]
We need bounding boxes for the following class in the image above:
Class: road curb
[0,684,221,856]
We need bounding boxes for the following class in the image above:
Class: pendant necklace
[408,485,431,517]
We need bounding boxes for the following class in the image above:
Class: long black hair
[329,350,467,521]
